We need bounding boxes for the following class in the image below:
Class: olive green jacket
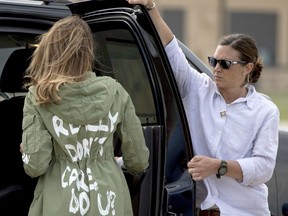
[21,72,149,216]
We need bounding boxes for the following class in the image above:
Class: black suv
[0,1,287,216]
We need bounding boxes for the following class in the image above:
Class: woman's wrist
[146,2,156,11]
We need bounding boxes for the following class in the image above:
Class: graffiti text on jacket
[53,112,119,216]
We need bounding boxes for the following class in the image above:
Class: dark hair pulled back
[218,33,263,84]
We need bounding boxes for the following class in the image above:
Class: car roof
[0,0,69,4]
[0,0,213,79]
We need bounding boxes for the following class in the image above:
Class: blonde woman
[20,15,149,216]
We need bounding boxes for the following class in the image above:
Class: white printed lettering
[52,115,69,137]
[70,124,80,134]
[54,111,120,215]
[109,112,118,132]
[69,188,79,214]
[98,191,116,216]
[61,166,71,188]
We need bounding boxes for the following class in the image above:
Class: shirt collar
[245,85,256,109]
[215,85,256,109]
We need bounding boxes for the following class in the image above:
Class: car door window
[88,18,194,215]
[92,28,156,125]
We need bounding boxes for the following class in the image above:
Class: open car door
[69,1,196,215]
[0,0,195,215]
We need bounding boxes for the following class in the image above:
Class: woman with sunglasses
[128,0,279,215]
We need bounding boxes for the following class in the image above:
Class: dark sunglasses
[208,56,247,70]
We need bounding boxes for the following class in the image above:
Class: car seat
[0,48,37,216]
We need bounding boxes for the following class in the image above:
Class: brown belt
[196,208,220,216]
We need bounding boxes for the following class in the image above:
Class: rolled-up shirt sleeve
[237,106,279,186]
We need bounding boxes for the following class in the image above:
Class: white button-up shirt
[165,37,279,216]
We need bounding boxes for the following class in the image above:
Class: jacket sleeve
[22,92,53,178]
[116,86,149,176]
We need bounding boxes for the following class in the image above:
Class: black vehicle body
[0,0,287,216]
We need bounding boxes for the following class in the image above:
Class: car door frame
[69,1,195,215]
[0,1,196,215]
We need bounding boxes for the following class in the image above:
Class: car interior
[0,46,38,215]
[0,18,194,214]
[0,29,157,215]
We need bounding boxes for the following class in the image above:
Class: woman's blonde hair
[26,15,95,104]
